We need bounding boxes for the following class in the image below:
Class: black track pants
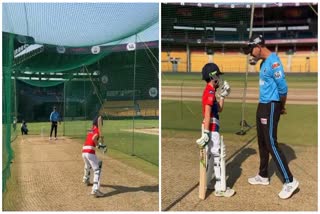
[50,121,58,138]
[256,102,293,183]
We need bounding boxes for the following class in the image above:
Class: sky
[3,3,159,47]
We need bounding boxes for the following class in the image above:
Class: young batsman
[82,115,106,198]
[196,63,235,197]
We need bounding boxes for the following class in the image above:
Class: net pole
[131,34,138,156]
[308,3,318,16]
[186,43,190,73]
[84,75,87,130]
[3,33,14,192]
[180,80,184,120]
[138,34,159,63]
[63,81,66,136]
[85,65,103,105]
[240,3,255,134]
[14,74,17,124]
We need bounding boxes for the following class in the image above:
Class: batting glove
[98,142,106,149]
[220,81,231,98]
[196,130,210,148]
[98,143,108,153]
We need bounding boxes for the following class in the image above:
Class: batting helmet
[242,34,265,55]
[93,116,98,127]
[201,63,223,82]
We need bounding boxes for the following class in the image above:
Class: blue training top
[50,111,60,122]
[259,53,288,103]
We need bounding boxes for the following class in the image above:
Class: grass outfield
[18,119,159,176]
[162,100,317,146]
[162,72,317,88]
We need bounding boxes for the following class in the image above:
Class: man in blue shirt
[243,35,299,200]
[49,106,60,140]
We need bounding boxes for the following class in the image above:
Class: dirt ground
[161,132,318,211]
[161,86,317,211]
[3,135,159,211]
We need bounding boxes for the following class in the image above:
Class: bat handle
[100,136,104,144]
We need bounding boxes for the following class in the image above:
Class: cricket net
[2,3,159,192]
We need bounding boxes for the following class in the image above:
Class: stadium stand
[162,3,318,73]
[99,99,159,117]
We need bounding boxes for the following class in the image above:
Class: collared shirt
[202,83,219,132]
[259,53,288,103]
[50,111,60,122]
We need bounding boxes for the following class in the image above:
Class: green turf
[162,100,317,146]
[104,120,158,166]
[106,148,159,178]
[278,105,317,146]
[162,73,317,146]
[162,73,317,88]
[17,119,159,168]
[70,137,159,178]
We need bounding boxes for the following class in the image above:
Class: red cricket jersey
[202,83,220,132]
[82,125,99,154]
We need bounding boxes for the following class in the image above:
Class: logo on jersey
[274,71,282,79]
[261,118,267,125]
[259,79,265,85]
[272,62,280,69]
[209,90,214,94]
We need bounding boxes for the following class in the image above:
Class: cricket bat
[199,146,207,200]
[220,136,226,192]
[98,116,103,141]
[97,116,107,153]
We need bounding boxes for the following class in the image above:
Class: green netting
[18,79,64,87]
[11,39,159,166]
[14,50,110,73]
[63,48,159,164]
[3,3,159,47]
[2,33,16,193]
[3,4,159,194]
[16,80,64,121]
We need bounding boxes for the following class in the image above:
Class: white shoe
[49,137,52,140]
[215,187,235,197]
[278,178,299,199]
[91,189,104,198]
[248,175,270,185]
[55,137,57,140]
